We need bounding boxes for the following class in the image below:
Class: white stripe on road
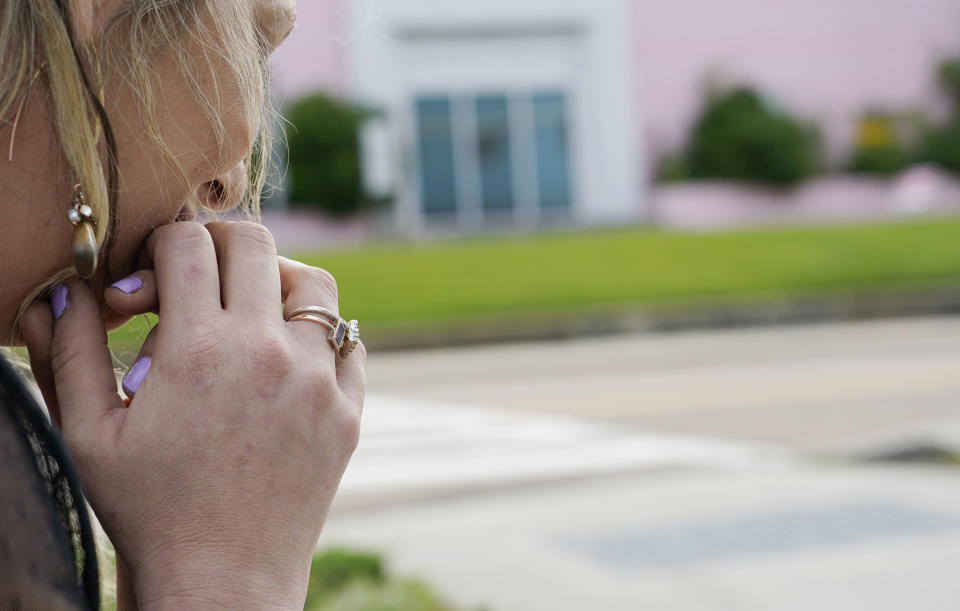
[336,394,784,507]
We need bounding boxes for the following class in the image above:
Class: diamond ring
[285,306,360,358]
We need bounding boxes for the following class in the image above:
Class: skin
[0,0,284,337]
[3,1,368,608]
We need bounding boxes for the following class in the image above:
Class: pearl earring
[66,184,98,279]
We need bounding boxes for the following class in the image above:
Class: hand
[21,221,366,609]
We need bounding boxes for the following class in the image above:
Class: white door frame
[347,0,645,234]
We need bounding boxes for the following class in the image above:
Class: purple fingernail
[122,356,152,396]
[110,275,143,294]
[51,284,69,320]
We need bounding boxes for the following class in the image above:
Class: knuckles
[333,400,362,458]
[155,220,214,257]
[303,362,336,401]
[153,220,280,268]
[310,267,338,299]
[222,220,277,255]
[124,222,359,454]
[289,264,339,304]
[245,330,295,392]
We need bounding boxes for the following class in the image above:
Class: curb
[362,285,960,352]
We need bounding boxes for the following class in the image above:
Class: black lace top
[0,354,99,609]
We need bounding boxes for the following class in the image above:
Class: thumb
[48,281,125,437]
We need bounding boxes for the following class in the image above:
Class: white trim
[348,0,644,233]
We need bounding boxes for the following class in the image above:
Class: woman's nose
[197,163,248,212]
[257,0,297,51]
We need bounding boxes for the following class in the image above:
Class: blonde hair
[3,0,275,341]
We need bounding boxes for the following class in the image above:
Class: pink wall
[634,0,960,167]
[271,1,960,171]
[269,0,348,104]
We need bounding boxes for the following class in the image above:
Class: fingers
[104,269,158,317]
[136,222,281,318]
[24,269,159,425]
[122,325,159,399]
[21,301,61,427]
[279,256,365,411]
[336,341,367,410]
[137,222,222,321]
[204,222,282,315]
[46,281,125,435]
[279,257,340,360]
[279,257,339,313]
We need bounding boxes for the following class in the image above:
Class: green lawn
[110,216,960,349]
[295,216,960,327]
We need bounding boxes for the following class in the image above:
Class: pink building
[270,0,960,232]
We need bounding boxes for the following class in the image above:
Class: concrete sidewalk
[324,464,960,611]
[322,317,960,610]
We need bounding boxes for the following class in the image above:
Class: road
[321,316,960,611]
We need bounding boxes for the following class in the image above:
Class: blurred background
[136,1,960,609]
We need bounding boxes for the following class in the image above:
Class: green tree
[687,86,821,186]
[937,58,960,110]
[920,120,960,174]
[286,93,371,216]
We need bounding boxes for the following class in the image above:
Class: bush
[285,93,371,216]
[849,145,913,175]
[304,549,464,611]
[686,86,821,186]
[911,57,960,175]
[938,58,960,109]
[308,549,385,597]
[318,579,457,611]
[848,112,914,176]
[919,121,960,174]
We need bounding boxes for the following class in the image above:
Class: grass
[292,216,960,327]
[304,548,465,611]
[109,216,960,350]
[100,547,463,611]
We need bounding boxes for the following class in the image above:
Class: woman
[1,0,366,608]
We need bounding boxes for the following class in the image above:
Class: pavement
[320,316,960,611]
